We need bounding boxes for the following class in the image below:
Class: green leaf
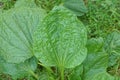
[0,7,46,63]
[0,56,38,79]
[104,30,120,55]
[34,6,87,68]
[83,52,113,80]
[63,0,88,16]
[84,52,108,72]
[104,30,120,67]
[84,36,120,80]
[38,71,55,80]
[85,38,108,72]
[87,37,104,53]
[15,0,37,8]
[83,37,114,80]
[85,71,115,80]
[69,65,83,80]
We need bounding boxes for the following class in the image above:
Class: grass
[79,0,120,38]
[34,0,61,13]
[0,0,16,10]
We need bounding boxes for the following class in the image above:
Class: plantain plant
[0,0,120,80]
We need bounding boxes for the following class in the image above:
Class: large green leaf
[0,6,46,63]
[34,6,87,68]
[63,0,88,16]
[0,56,38,79]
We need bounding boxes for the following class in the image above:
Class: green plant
[0,0,45,79]
[0,0,120,80]
[33,6,87,80]
[83,30,120,80]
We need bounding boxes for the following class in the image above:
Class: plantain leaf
[104,30,120,55]
[34,6,87,68]
[69,65,83,80]
[87,37,104,53]
[83,37,114,80]
[0,6,46,63]
[84,70,115,80]
[63,0,88,16]
[104,30,120,68]
[0,56,38,79]
[15,0,37,8]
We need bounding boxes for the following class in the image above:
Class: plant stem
[38,63,53,73]
[29,70,38,80]
[60,67,64,80]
